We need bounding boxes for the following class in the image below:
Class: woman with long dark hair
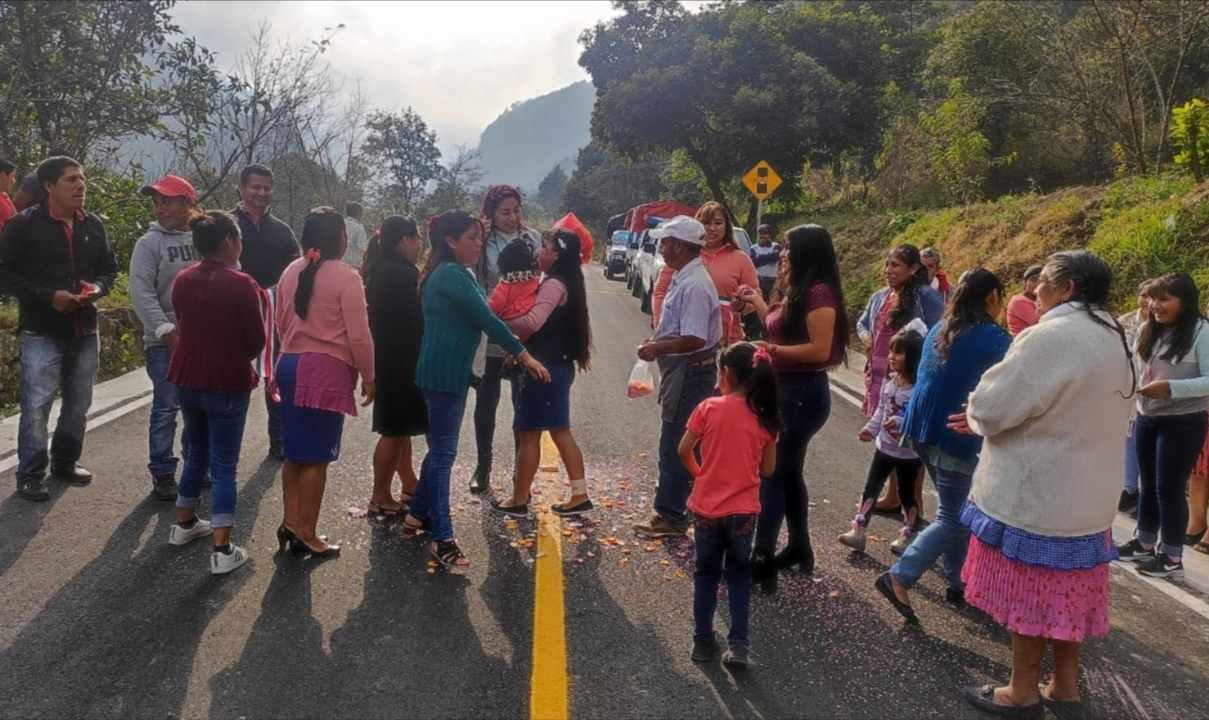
[471,185,543,494]
[405,210,549,569]
[1117,272,1209,579]
[492,229,594,517]
[856,244,945,513]
[737,224,848,589]
[275,207,375,558]
[952,251,1134,718]
[362,216,425,516]
[875,268,1010,623]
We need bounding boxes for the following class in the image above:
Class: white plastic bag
[627,358,659,399]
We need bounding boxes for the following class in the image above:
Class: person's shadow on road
[0,479,71,577]
[0,456,279,720]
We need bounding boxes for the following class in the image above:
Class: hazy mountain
[476,80,595,194]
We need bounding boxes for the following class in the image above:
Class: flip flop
[1194,541,1209,555]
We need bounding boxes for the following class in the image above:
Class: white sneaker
[168,518,213,546]
[210,544,249,575]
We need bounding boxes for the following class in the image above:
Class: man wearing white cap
[634,215,722,538]
[131,174,201,500]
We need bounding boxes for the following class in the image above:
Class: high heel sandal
[288,536,341,558]
[276,525,297,552]
[431,539,469,570]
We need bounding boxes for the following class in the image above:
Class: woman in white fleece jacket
[950,251,1134,720]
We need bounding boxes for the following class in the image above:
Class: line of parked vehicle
[602,201,750,316]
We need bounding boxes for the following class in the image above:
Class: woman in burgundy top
[737,224,848,591]
[168,211,267,575]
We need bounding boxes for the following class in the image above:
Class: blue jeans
[1135,412,1209,559]
[694,514,756,647]
[1124,419,1139,494]
[755,372,831,553]
[17,332,99,482]
[145,345,183,477]
[176,388,250,528]
[410,389,467,542]
[655,363,718,525]
[890,447,973,590]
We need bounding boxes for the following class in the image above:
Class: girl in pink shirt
[678,342,778,669]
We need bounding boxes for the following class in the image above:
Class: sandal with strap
[431,540,469,569]
[368,500,404,517]
[1194,540,1209,555]
[401,514,430,539]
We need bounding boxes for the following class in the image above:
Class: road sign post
[742,161,782,234]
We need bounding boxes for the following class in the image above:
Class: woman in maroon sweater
[167,211,266,575]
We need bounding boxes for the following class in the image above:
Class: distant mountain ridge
[476,80,595,195]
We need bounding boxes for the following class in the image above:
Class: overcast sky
[170,0,624,152]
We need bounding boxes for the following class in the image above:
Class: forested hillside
[476,80,596,192]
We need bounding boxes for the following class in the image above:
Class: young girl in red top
[679,342,779,669]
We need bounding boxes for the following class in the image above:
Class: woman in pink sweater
[274,207,375,558]
[653,201,758,341]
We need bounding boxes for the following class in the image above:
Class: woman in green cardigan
[403,210,549,570]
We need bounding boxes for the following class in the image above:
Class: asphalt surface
[2,265,1208,719]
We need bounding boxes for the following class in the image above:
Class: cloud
[172,0,620,151]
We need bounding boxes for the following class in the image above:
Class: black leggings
[856,450,921,526]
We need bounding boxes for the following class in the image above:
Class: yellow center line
[531,431,568,720]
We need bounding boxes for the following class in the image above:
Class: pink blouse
[275,258,375,384]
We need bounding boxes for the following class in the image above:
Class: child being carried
[488,239,540,321]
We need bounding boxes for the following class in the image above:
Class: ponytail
[719,342,781,435]
[295,207,345,320]
[189,210,240,258]
[363,214,418,283]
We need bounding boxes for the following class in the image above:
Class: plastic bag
[627,358,659,399]
[552,212,594,264]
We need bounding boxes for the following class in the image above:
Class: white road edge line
[0,394,154,475]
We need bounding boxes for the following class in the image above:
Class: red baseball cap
[140,174,197,204]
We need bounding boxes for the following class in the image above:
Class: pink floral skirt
[962,535,1110,642]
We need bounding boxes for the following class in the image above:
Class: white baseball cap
[649,215,706,246]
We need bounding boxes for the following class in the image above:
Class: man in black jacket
[0,156,118,501]
[232,164,299,459]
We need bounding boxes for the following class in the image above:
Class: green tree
[0,0,218,168]
[581,1,925,221]
[362,107,442,215]
[1172,98,1209,181]
[418,146,484,217]
[536,164,569,211]
[562,140,668,237]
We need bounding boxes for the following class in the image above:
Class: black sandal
[431,540,469,569]
[874,572,919,625]
[402,515,430,539]
[961,684,1042,719]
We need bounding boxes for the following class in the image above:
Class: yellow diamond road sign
[743,160,782,201]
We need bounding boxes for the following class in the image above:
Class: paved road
[2,267,1208,719]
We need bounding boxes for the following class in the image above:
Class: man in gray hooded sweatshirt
[130,175,202,500]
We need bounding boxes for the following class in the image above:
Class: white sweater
[967,303,1134,537]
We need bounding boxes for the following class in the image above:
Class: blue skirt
[277,353,345,464]
[513,361,574,432]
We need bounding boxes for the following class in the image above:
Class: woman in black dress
[362,216,427,515]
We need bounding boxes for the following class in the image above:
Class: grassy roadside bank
[778,174,1209,321]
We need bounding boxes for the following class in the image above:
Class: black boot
[469,464,491,494]
[774,540,815,576]
[751,550,778,594]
